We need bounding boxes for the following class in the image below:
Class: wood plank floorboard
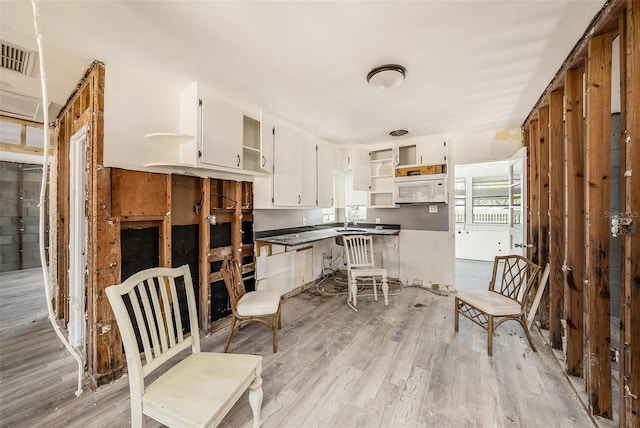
[0,269,598,428]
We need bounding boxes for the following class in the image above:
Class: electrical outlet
[375,218,381,224]
[429,205,438,213]
[302,217,307,225]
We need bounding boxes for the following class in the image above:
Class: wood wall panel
[585,31,613,419]
[111,169,168,218]
[563,65,585,377]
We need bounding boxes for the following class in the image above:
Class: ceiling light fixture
[367,64,407,89]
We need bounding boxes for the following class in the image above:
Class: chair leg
[224,315,238,353]
[518,316,537,353]
[372,277,378,301]
[381,276,389,305]
[487,315,494,357]
[454,297,459,332]
[277,302,282,329]
[248,375,264,428]
[272,313,278,353]
[350,276,358,306]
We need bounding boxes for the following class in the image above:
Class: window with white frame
[472,176,509,224]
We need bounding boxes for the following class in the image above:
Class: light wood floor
[1,267,597,427]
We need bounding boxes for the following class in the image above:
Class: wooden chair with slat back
[221,259,282,353]
[454,255,542,356]
[106,265,264,427]
[342,234,389,309]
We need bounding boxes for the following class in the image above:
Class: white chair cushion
[143,352,261,427]
[457,290,521,316]
[237,290,280,317]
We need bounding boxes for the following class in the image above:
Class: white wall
[451,127,522,165]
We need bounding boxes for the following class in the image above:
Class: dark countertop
[255,222,400,246]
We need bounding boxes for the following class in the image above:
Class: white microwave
[394,174,448,204]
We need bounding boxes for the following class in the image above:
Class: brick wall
[0,161,44,272]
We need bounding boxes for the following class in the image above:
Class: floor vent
[1,41,35,76]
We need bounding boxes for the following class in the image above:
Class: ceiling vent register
[1,41,35,76]
[388,128,410,137]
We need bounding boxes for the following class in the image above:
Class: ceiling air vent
[388,128,410,137]
[1,41,36,76]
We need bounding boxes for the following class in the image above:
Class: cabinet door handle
[420,155,423,164]
[237,155,241,167]
[261,155,266,167]
[331,197,334,206]
[347,156,351,165]
[298,195,301,205]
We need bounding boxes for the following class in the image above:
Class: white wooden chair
[106,265,264,427]
[342,234,389,308]
[454,255,541,356]
[221,259,282,353]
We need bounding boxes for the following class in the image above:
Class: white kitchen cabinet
[256,247,295,296]
[396,133,448,168]
[259,111,275,172]
[416,133,447,166]
[316,144,334,207]
[351,148,371,191]
[294,247,313,288]
[273,125,316,206]
[334,147,370,191]
[180,82,243,170]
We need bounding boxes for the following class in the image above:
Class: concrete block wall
[0,161,43,272]
[609,114,621,318]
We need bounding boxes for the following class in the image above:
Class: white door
[508,147,527,255]
[68,126,87,351]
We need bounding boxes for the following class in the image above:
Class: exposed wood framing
[528,119,540,265]
[585,32,613,419]
[621,0,640,425]
[548,90,564,349]
[161,175,172,268]
[537,107,550,329]
[199,177,211,330]
[563,65,585,377]
[233,182,243,263]
[618,11,628,427]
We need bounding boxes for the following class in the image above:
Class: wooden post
[585,31,613,419]
[621,1,640,424]
[160,175,172,268]
[537,106,550,330]
[528,119,540,265]
[233,181,243,264]
[548,91,564,349]
[199,177,211,330]
[563,65,585,377]
[618,11,628,428]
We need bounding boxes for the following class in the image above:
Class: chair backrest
[221,259,246,315]
[105,265,200,390]
[343,235,375,270]
[489,255,541,309]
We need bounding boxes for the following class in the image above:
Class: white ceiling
[0,1,605,145]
